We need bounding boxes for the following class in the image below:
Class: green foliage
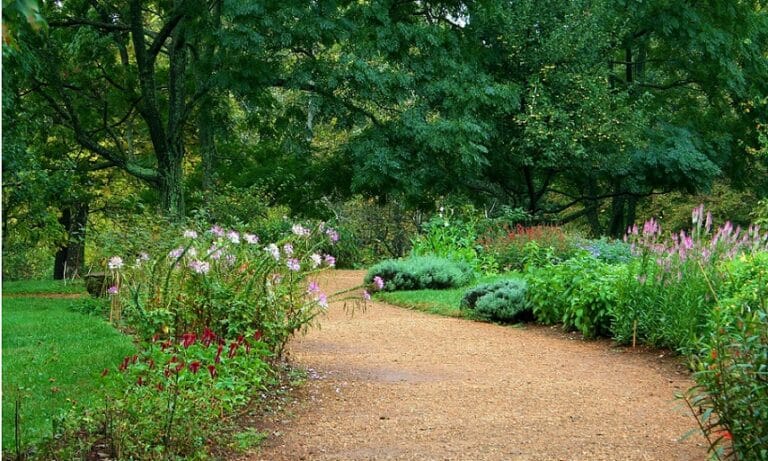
[525,256,624,338]
[2,296,136,453]
[573,237,633,264]
[480,224,576,271]
[411,213,497,274]
[2,279,85,295]
[752,198,768,227]
[365,256,474,292]
[461,279,530,323]
[41,332,272,460]
[114,223,338,353]
[684,253,768,461]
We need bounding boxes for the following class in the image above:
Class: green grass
[376,273,522,317]
[2,296,135,452]
[3,279,86,295]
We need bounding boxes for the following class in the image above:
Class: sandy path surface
[250,270,706,461]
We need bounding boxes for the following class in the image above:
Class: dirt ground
[249,270,707,461]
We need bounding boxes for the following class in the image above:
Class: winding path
[251,270,706,460]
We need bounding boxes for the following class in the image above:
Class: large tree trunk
[54,202,88,279]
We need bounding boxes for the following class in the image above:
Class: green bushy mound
[461,279,531,323]
[365,256,474,291]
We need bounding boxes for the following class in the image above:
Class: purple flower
[227,231,240,244]
[326,228,340,243]
[108,256,124,270]
[283,243,294,256]
[373,276,385,290]
[169,247,185,259]
[183,230,198,239]
[287,258,301,271]
[210,225,225,237]
[363,290,371,301]
[107,285,119,295]
[307,281,320,294]
[244,233,259,244]
[324,254,336,267]
[189,260,211,274]
[207,245,223,260]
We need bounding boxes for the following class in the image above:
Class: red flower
[156,383,164,391]
[207,365,217,379]
[237,335,245,345]
[253,330,262,342]
[147,358,155,369]
[151,333,160,343]
[228,341,239,358]
[131,355,138,364]
[711,350,718,360]
[101,368,109,377]
[137,376,145,386]
[181,332,197,348]
[189,361,201,374]
[215,344,223,364]
[161,340,172,351]
[170,355,178,363]
[174,361,185,373]
[202,328,216,347]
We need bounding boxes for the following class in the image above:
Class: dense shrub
[365,256,474,291]
[480,224,576,271]
[461,279,531,323]
[574,237,633,264]
[411,214,497,274]
[684,253,768,460]
[525,256,625,338]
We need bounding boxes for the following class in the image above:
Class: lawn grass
[375,273,522,317]
[1,295,135,452]
[3,279,86,295]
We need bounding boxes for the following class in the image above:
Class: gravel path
[251,270,706,461]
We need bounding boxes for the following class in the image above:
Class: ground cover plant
[1,294,136,456]
[461,279,531,323]
[365,256,474,291]
[375,274,518,317]
[3,279,86,295]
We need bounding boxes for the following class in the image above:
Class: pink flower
[373,276,385,290]
[307,281,320,294]
[287,258,301,271]
[107,285,119,295]
[210,225,225,237]
[169,247,185,259]
[324,254,336,267]
[363,290,371,301]
[188,260,211,274]
[317,293,328,308]
[108,256,124,270]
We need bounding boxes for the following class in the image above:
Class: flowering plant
[109,222,348,355]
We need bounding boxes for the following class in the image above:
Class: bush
[480,224,576,271]
[573,237,633,264]
[683,253,768,461]
[461,279,531,323]
[525,256,625,338]
[365,256,474,291]
[411,214,497,274]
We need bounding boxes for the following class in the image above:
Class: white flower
[108,256,124,270]
[310,253,322,268]
[227,231,240,244]
[292,224,310,236]
[283,243,294,256]
[183,230,198,239]
[169,247,185,259]
[265,244,280,261]
[244,233,259,244]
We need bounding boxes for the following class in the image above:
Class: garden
[3,0,768,459]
